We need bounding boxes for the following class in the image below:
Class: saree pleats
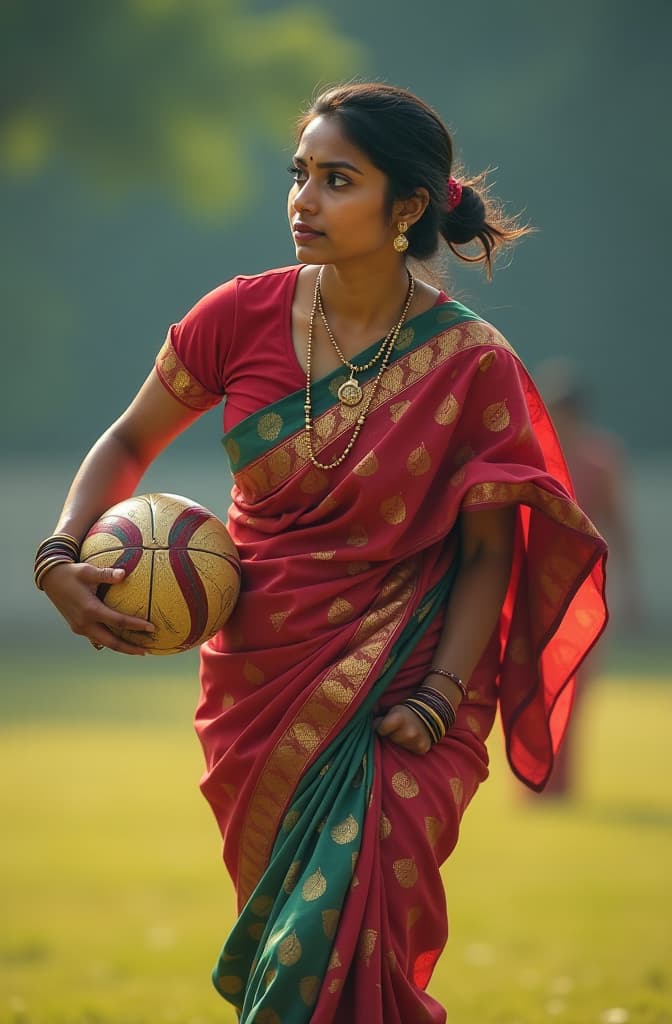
[193,300,608,1021]
[212,573,457,1022]
[328,722,490,1024]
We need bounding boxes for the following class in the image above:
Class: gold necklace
[316,269,414,407]
[304,271,415,470]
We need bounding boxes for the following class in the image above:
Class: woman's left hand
[374,705,433,755]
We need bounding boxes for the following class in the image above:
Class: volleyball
[80,493,241,654]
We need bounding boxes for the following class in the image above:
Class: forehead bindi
[295,116,368,174]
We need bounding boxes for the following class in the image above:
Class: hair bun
[443,185,487,245]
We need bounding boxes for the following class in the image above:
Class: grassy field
[1,654,670,1024]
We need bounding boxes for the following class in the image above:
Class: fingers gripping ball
[80,493,241,655]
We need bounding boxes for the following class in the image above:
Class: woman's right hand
[41,562,155,655]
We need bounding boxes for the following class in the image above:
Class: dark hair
[297,82,530,277]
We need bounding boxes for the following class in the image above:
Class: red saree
[155,279,607,1023]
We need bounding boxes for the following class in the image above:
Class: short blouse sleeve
[154,277,238,411]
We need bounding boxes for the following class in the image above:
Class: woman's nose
[292,180,318,214]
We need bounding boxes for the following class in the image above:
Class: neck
[318,259,411,332]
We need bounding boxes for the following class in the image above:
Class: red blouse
[155,265,448,432]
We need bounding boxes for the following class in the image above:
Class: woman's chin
[294,252,326,266]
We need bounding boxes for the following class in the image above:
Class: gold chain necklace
[304,270,415,471]
[316,268,413,407]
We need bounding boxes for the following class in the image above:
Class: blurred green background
[1,1,670,1022]
[2,0,671,646]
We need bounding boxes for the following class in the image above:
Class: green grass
[1,655,671,1023]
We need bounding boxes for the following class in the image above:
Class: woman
[36,83,608,1023]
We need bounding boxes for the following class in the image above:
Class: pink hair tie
[446,177,462,212]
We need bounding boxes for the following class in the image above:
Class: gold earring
[393,221,409,253]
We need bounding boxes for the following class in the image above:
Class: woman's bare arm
[40,372,206,654]
[376,504,516,753]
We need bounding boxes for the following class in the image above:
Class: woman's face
[287,115,394,266]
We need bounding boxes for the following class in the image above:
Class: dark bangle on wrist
[426,667,467,700]
[34,533,81,591]
[402,684,458,745]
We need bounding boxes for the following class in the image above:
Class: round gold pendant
[337,378,363,406]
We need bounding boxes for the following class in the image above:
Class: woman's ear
[393,188,430,227]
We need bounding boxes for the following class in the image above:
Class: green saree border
[221,300,483,473]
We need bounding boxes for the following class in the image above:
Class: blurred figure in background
[536,358,643,797]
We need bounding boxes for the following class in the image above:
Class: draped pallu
[160,300,607,1023]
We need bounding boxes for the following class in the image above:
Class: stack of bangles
[34,533,80,590]
[402,669,467,746]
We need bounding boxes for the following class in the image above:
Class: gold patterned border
[154,334,222,411]
[233,320,514,502]
[463,479,604,676]
[462,479,600,538]
[236,559,419,906]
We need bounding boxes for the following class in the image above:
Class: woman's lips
[292,222,324,242]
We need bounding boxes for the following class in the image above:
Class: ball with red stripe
[80,493,241,654]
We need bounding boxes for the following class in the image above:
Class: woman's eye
[287,166,349,189]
